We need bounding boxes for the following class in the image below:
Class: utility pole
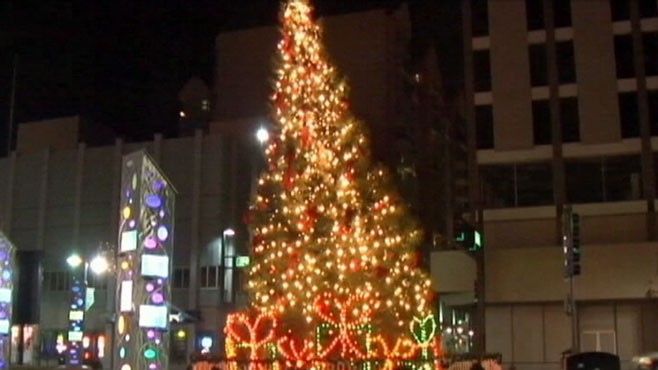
[7,54,18,156]
[562,205,581,353]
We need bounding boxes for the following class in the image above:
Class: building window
[471,0,489,37]
[529,44,548,86]
[619,92,640,138]
[526,0,544,30]
[611,2,658,21]
[43,271,71,292]
[200,266,219,288]
[480,165,514,208]
[650,90,658,136]
[517,162,554,206]
[173,267,190,289]
[561,97,580,142]
[43,271,54,291]
[640,1,658,18]
[604,156,643,201]
[473,49,491,92]
[201,99,210,112]
[614,34,635,78]
[532,100,551,145]
[87,273,107,290]
[556,41,576,84]
[566,155,642,203]
[553,0,572,28]
[480,162,554,208]
[643,32,658,76]
[475,105,494,149]
[610,0,629,21]
[530,98,580,143]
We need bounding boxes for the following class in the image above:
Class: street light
[255,127,269,145]
[220,229,236,304]
[66,253,87,366]
[65,252,111,367]
[89,255,109,275]
[66,254,83,268]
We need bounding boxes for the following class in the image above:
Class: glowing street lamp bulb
[224,229,235,237]
[90,255,109,275]
[256,127,269,144]
[67,254,83,268]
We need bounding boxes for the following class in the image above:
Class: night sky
[0,0,454,155]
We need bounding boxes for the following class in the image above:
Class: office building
[450,0,658,367]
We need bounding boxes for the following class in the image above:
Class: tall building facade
[453,0,658,367]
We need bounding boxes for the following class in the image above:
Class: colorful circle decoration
[0,234,14,370]
[118,155,173,370]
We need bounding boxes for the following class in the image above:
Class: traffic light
[455,221,483,253]
[563,207,581,278]
[570,213,581,276]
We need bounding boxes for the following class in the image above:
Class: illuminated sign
[68,310,84,321]
[68,331,83,342]
[138,305,168,329]
[141,254,170,278]
[120,230,138,252]
[236,256,250,268]
[120,281,133,312]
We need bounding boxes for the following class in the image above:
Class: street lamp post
[65,253,87,367]
[220,229,235,304]
[65,252,111,367]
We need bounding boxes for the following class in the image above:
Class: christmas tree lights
[224,0,441,367]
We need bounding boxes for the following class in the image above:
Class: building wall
[16,117,80,155]
[485,301,658,370]
[464,0,658,366]
[0,130,259,364]
[571,0,620,143]
[488,0,533,150]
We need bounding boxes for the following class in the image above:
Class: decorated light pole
[63,251,111,367]
[114,150,176,370]
[0,233,14,369]
[65,253,86,366]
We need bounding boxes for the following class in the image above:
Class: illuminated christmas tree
[225,0,440,366]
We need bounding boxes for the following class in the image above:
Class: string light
[223,0,442,367]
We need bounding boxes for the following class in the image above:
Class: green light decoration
[144,348,157,360]
[410,315,437,360]
[315,322,373,367]
[266,342,278,360]
[236,256,250,268]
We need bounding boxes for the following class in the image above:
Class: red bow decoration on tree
[225,310,278,360]
[313,291,376,359]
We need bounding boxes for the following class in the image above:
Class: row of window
[615,33,658,78]
[43,271,108,291]
[475,90,658,149]
[174,266,241,290]
[474,32,658,92]
[474,42,574,91]
[480,154,645,208]
[42,266,239,292]
[472,0,658,37]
